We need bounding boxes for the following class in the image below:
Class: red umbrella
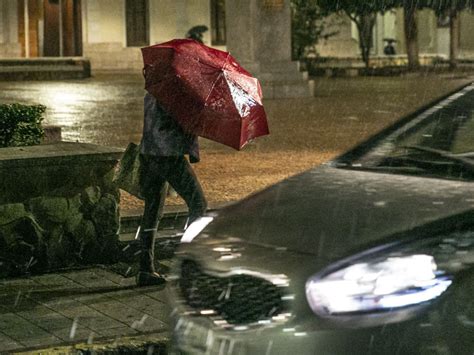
[141,39,269,150]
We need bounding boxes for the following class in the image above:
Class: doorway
[18,0,82,57]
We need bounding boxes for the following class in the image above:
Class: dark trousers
[139,155,207,230]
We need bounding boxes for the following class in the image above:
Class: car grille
[178,259,291,326]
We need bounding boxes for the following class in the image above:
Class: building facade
[0,0,472,72]
[0,0,225,70]
[317,8,474,61]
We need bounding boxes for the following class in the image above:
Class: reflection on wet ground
[0,74,145,148]
[0,73,472,153]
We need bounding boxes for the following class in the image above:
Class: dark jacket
[140,93,200,162]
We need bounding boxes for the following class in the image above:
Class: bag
[113,142,144,200]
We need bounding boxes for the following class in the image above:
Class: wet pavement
[0,73,145,148]
[0,72,472,153]
[0,267,170,353]
[2,72,473,210]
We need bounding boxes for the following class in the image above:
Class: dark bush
[0,103,46,147]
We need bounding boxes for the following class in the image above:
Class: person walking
[136,92,207,286]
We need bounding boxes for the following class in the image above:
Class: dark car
[168,83,474,354]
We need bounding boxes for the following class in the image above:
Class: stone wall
[304,54,450,77]
[0,142,123,277]
[83,43,143,72]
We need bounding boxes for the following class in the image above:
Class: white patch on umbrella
[224,71,255,118]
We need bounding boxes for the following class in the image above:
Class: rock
[0,203,28,226]
[46,226,74,268]
[64,211,83,235]
[0,216,45,274]
[65,194,83,234]
[81,186,101,212]
[91,193,119,238]
[102,168,120,197]
[28,196,69,224]
[100,233,120,264]
[68,193,82,212]
[73,219,101,263]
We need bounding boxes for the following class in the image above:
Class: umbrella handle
[143,64,154,79]
[142,65,149,79]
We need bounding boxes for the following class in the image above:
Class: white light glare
[181,217,214,243]
[306,254,452,315]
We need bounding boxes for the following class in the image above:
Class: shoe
[136,271,166,286]
[137,230,166,286]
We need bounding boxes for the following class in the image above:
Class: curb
[12,332,170,355]
[119,202,233,236]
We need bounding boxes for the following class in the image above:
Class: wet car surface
[167,83,474,354]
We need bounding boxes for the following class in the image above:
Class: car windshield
[347,84,474,181]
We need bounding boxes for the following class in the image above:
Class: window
[210,0,226,45]
[126,0,149,47]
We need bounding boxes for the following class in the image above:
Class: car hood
[199,165,474,261]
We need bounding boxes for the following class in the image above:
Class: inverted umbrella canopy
[141,39,269,150]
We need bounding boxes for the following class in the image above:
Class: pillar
[0,0,21,58]
[225,0,313,98]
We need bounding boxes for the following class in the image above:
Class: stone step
[0,57,91,80]
[0,65,85,73]
[119,201,232,241]
[0,57,88,66]
[259,60,302,73]
[119,211,188,235]
[261,79,315,99]
[259,70,308,82]
[0,70,89,81]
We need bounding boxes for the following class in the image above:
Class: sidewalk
[0,253,181,355]
[1,203,232,354]
[0,266,171,354]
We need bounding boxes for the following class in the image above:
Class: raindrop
[268,306,278,316]
[419,322,433,328]
[205,329,215,350]
[25,257,36,270]
[265,340,273,355]
[131,314,148,329]
[368,334,375,352]
[147,345,154,355]
[228,339,236,354]
[225,283,233,300]
[14,291,21,307]
[70,318,79,339]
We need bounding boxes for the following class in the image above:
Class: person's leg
[157,156,208,226]
[137,155,168,286]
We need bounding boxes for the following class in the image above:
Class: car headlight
[306,254,452,316]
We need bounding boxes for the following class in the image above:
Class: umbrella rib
[204,71,224,106]
[222,52,230,71]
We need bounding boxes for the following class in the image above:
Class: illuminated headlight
[306,254,452,315]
